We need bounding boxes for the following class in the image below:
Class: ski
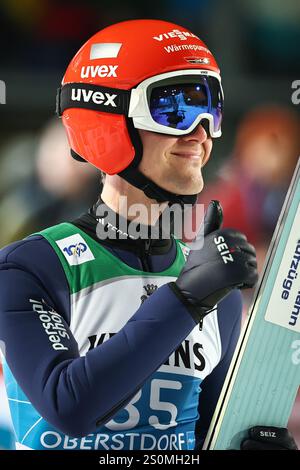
[203,158,300,450]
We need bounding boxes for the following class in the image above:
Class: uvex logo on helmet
[153,29,199,42]
[71,88,117,107]
[80,65,118,79]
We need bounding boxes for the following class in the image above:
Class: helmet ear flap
[62,110,135,174]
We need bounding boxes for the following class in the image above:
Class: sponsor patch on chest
[56,234,95,265]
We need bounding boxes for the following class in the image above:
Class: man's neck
[100,175,169,226]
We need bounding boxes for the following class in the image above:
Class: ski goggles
[129,69,224,138]
[57,69,223,138]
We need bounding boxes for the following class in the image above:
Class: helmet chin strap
[118,165,198,208]
[69,147,199,207]
[119,117,199,208]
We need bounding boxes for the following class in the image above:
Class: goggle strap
[56,83,131,117]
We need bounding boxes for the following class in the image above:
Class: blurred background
[0,0,299,450]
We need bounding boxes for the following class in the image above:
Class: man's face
[138,124,213,195]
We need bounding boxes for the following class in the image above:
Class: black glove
[169,200,258,325]
[241,426,298,450]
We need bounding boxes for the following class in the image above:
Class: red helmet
[57,19,222,205]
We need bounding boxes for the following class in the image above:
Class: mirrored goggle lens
[148,76,223,132]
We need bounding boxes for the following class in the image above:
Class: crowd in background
[0,0,299,450]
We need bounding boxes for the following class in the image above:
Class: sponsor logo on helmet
[164,44,212,55]
[81,65,118,79]
[71,88,118,107]
[185,58,210,65]
[90,43,122,60]
[153,29,199,42]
